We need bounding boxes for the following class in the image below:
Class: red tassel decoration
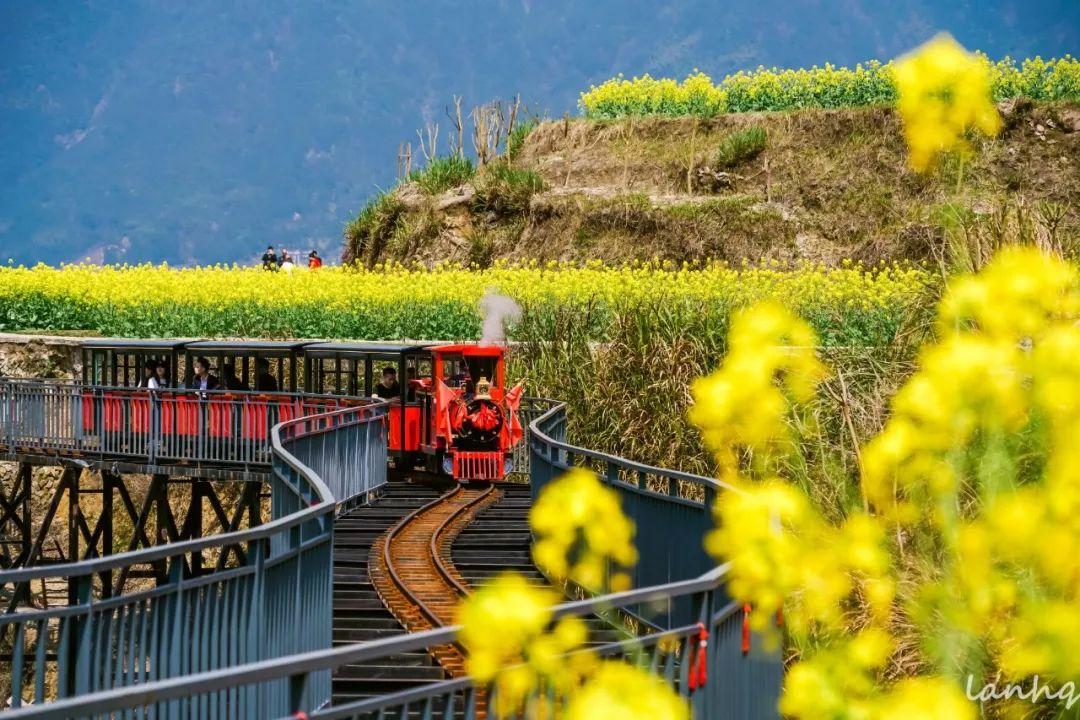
[741,603,751,656]
[776,605,784,627]
[688,621,709,691]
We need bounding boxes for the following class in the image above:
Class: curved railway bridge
[0,378,781,719]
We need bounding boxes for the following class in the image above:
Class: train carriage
[182,340,306,392]
[302,342,429,460]
[73,337,524,481]
[81,338,187,387]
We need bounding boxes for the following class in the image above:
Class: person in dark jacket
[222,363,250,391]
[192,357,219,391]
[261,246,278,270]
[374,367,400,400]
[255,358,279,392]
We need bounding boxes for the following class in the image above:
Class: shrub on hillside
[714,126,767,167]
[472,162,546,217]
[409,155,475,195]
[343,190,406,266]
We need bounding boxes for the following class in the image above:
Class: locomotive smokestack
[479,290,522,345]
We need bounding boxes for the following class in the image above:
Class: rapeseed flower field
[580,53,1080,118]
[0,260,932,347]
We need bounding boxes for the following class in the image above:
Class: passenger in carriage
[148,362,169,389]
[137,360,156,388]
[191,357,219,391]
[374,366,400,400]
[222,363,250,392]
[254,358,279,392]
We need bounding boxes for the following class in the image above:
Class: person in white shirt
[280,250,295,274]
[147,362,168,389]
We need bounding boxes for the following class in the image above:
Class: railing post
[251,535,267,718]
[690,586,716,720]
[668,476,681,498]
[165,557,185,720]
[67,574,93,698]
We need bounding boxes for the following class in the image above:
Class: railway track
[331,478,633,708]
[331,481,449,704]
[368,481,503,677]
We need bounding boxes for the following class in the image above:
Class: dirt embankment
[0,333,82,380]
[345,101,1080,267]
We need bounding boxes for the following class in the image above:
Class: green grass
[506,118,540,160]
[714,126,767,167]
[472,162,546,217]
[343,190,406,265]
[408,155,476,194]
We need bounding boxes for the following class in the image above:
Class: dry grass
[345,102,1079,268]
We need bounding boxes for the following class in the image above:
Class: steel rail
[379,484,464,631]
[429,483,496,596]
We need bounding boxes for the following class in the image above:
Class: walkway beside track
[331,480,449,705]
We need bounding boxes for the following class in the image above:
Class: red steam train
[79,339,525,482]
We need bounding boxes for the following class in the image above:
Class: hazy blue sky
[2,1,1077,265]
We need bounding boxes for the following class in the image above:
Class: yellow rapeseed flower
[564,662,689,720]
[530,468,637,591]
[893,34,1001,171]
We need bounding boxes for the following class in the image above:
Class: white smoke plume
[479,290,522,344]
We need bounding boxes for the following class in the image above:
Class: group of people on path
[261,246,322,272]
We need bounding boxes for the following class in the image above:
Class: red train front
[303,341,524,482]
[424,344,524,482]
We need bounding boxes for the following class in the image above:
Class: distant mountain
[2,0,1077,266]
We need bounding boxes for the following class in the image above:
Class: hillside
[344,100,1080,268]
[6,3,1079,267]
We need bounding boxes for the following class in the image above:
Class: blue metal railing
[526,398,736,628]
[0,378,373,469]
[0,392,388,715]
[0,386,781,719]
[1,565,782,720]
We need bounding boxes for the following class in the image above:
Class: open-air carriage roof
[81,338,191,350]
[183,340,309,355]
[302,341,433,356]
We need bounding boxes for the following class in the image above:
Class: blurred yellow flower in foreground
[530,468,637,592]
[564,662,689,720]
[894,33,1001,171]
[689,301,824,481]
[456,572,592,713]
[693,246,1080,717]
[457,468,687,718]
